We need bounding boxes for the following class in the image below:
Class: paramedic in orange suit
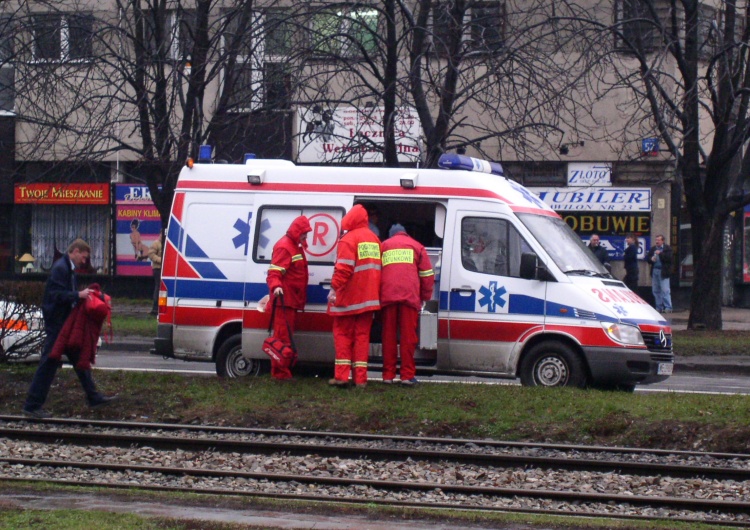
[327,204,381,388]
[266,216,312,380]
[380,224,434,385]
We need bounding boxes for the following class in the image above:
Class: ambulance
[153,153,673,390]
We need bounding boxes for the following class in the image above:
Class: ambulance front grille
[641,331,673,354]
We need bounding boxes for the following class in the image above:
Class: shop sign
[296,105,421,164]
[530,187,651,211]
[14,183,110,205]
[564,212,651,261]
[115,184,161,277]
[567,163,612,187]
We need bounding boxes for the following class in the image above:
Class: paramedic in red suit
[266,216,312,380]
[380,224,435,385]
[327,204,381,388]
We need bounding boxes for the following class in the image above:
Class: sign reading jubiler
[14,183,110,205]
[530,187,651,212]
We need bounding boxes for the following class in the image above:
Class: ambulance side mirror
[520,252,551,281]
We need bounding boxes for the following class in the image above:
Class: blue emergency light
[438,153,504,176]
[244,153,256,162]
[197,144,213,162]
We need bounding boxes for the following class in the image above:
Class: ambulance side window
[461,217,532,277]
[254,206,344,265]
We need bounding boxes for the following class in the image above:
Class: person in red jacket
[266,215,312,380]
[380,224,435,385]
[327,204,381,388]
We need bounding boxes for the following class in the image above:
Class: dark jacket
[646,243,673,280]
[41,256,80,338]
[588,243,610,266]
[623,243,639,279]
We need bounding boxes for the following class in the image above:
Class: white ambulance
[153,153,673,390]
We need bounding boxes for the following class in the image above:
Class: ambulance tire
[216,335,262,378]
[519,342,587,388]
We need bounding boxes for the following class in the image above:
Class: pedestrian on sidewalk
[646,234,673,313]
[380,224,434,386]
[22,239,117,418]
[147,235,163,315]
[623,233,639,291]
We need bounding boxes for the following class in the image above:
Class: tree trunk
[687,220,724,330]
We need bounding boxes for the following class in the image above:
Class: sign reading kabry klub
[14,183,110,205]
[296,105,421,164]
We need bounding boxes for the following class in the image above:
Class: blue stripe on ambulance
[162,279,330,305]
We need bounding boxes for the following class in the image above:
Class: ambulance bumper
[152,324,174,358]
[584,346,673,386]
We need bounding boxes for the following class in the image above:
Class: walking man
[623,233,639,291]
[380,224,434,385]
[266,216,312,381]
[646,234,673,313]
[588,234,611,271]
[327,204,381,388]
[23,239,116,418]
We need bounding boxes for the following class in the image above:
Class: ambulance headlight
[601,322,644,346]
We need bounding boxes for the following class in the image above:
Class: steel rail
[3,475,749,528]
[3,456,750,517]
[2,414,748,461]
[1,423,750,482]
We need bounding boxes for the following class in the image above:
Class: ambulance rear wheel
[216,335,261,378]
[519,342,586,388]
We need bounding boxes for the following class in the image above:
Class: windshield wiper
[565,269,609,278]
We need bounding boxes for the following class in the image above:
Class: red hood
[287,215,312,244]
[342,204,368,232]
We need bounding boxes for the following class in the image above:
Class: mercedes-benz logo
[658,330,668,348]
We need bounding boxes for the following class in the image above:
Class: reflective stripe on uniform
[268,264,286,273]
[337,258,356,266]
[382,248,413,266]
[328,299,380,313]
[419,269,434,277]
[353,263,381,273]
[353,361,368,368]
[335,359,352,365]
[291,254,303,262]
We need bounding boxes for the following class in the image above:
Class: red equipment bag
[262,294,298,366]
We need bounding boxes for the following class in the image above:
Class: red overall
[327,205,381,385]
[380,230,434,381]
[266,216,312,380]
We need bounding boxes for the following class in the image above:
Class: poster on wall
[115,185,160,276]
[296,105,421,164]
[744,205,750,283]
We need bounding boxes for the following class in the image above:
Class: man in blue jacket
[22,239,116,418]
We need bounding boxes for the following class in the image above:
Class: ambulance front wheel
[216,335,263,378]
[519,341,587,388]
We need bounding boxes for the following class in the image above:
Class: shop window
[30,206,109,274]
[32,13,94,62]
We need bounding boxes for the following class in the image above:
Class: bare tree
[585,0,750,329]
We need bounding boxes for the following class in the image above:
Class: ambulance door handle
[451,287,475,294]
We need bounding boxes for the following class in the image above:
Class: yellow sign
[357,242,381,260]
[382,248,413,265]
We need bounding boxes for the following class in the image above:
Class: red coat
[380,231,435,310]
[328,205,381,316]
[49,284,111,370]
[267,216,312,310]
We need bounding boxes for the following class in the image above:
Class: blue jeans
[24,329,102,412]
[651,269,672,311]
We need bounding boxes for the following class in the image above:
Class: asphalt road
[89,347,750,395]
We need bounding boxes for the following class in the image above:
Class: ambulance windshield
[517,214,610,277]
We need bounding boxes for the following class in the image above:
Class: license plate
[657,363,673,375]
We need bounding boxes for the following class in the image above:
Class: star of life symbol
[478,281,507,313]
[612,304,628,317]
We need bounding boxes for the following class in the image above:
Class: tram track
[1,415,749,526]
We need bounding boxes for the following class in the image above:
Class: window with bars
[310,5,379,58]
[32,13,94,62]
[432,2,506,55]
